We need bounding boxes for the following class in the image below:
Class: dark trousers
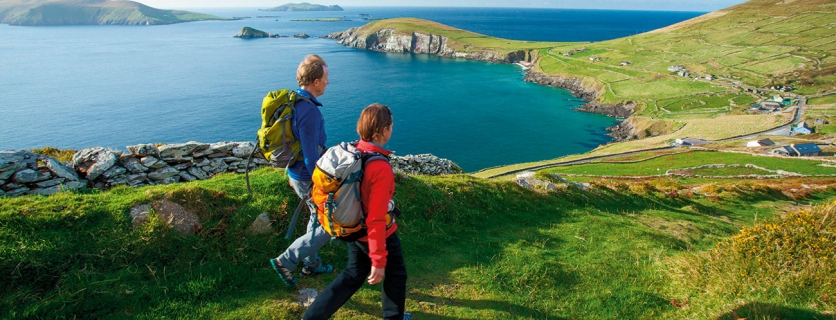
[303,232,408,320]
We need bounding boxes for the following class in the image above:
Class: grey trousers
[276,178,332,271]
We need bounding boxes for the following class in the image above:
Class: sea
[0,7,704,172]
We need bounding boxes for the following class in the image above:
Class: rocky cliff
[523,71,636,141]
[325,28,532,63]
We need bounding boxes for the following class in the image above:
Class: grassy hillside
[2,167,836,318]
[343,18,565,55]
[0,0,228,26]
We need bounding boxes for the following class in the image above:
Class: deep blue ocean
[0,7,703,171]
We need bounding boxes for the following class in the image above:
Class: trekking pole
[285,197,307,239]
[245,141,259,195]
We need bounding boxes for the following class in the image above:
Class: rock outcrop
[1,150,85,197]
[390,154,462,176]
[325,28,532,63]
[235,27,282,38]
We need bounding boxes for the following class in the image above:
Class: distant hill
[260,2,343,11]
[0,0,230,26]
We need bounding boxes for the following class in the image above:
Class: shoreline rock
[523,71,636,141]
[324,28,533,63]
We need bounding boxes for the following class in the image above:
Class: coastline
[325,26,635,141]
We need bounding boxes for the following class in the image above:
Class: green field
[809,94,836,105]
[545,150,836,177]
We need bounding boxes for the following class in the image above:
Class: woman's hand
[367,266,385,285]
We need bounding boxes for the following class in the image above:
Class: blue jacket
[286,89,326,182]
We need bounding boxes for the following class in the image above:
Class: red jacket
[355,140,398,268]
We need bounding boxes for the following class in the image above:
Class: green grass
[545,150,836,177]
[4,168,836,318]
[809,94,836,105]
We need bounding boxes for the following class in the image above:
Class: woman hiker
[303,104,411,320]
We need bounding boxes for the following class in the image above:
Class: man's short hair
[297,54,327,87]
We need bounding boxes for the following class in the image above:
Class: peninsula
[326,0,836,176]
[0,0,229,26]
[260,2,343,11]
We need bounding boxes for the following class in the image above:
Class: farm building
[761,101,782,109]
[746,138,775,147]
[815,118,830,125]
[771,143,822,157]
[792,122,812,135]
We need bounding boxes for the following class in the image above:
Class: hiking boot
[270,258,297,287]
[300,264,334,278]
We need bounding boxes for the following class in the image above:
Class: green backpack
[256,89,309,165]
[246,89,310,193]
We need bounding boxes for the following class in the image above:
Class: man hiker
[270,54,334,287]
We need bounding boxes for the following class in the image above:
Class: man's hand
[367,266,385,285]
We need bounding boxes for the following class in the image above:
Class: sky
[139,0,750,12]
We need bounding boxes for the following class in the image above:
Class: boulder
[248,212,273,235]
[293,33,310,39]
[0,151,31,180]
[44,156,80,181]
[158,141,208,158]
[101,166,127,179]
[232,142,255,158]
[152,199,201,235]
[188,167,209,180]
[140,156,167,169]
[178,171,197,182]
[162,156,193,164]
[148,166,180,181]
[36,178,66,188]
[126,173,148,186]
[173,163,193,170]
[194,142,235,157]
[129,204,152,227]
[27,185,63,196]
[297,288,318,308]
[156,176,180,185]
[73,147,119,180]
[2,182,24,191]
[121,157,149,173]
[5,187,29,197]
[126,144,159,157]
[13,169,51,184]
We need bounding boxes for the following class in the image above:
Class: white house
[792,122,812,135]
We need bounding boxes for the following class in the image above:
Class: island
[234,27,284,38]
[0,0,230,26]
[260,2,343,11]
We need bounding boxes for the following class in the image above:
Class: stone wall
[1,141,462,198]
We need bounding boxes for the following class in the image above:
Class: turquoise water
[0,7,702,171]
